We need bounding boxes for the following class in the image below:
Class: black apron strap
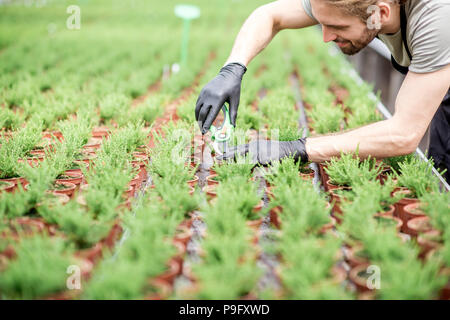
[391,4,411,75]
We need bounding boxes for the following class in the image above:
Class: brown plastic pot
[319,216,337,235]
[326,179,349,192]
[0,177,28,191]
[56,171,83,188]
[349,263,374,293]
[269,206,282,229]
[145,278,172,300]
[345,245,370,268]
[42,131,63,142]
[65,161,89,176]
[417,230,442,260]
[406,216,433,238]
[10,217,46,236]
[266,186,275,201]
[92,127,110,139]
[51,182,76,198]
[319,163,329,190]
[154,259,181,286]
[329,184,352,217]
[393,189,419,232]
[75,242,104,264]
[173,227,193,248]
[0,180,15,193]
[246,218,264,231]
[205,174,219,186]
[299,168,315,180]
[375,205,395,217]
[202,184,217,199]
[187,175,199,187]
[103,222,123,249]
[402,203,426,233]
[123,185,135,199]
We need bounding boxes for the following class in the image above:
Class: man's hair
[322,0,408,23]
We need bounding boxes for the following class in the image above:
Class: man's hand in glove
[195,62,247,134]
[217,138,309,165]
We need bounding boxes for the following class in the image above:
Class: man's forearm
[225,6,279,67]
[305,118,417,162]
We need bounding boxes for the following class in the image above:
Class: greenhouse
[1,0,449,306]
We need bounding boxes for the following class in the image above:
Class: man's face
[310,0,379,55]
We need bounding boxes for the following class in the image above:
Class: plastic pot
[187,175,199,187]
[349,263,374,293]
[406,216,433,238]
[329,184,352,219]
[91,127,110,139]
[56,171,83,188]
[202,184,217,199]
[65,160,89,176]
[51,181,76,198]
[0,180,15,193]
[154,258,181,286]
[393,189,420,233]
[75,242,104,264]
[299,167,315,180]
[145,278,172,300]
[0,177,28,191]
[205,174,219,186]
[103,222,123,249]
[417,230,442,260]
[42,130,63,142]
[345,244,370,268]
[318,163,329,190]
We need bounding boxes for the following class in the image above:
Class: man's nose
[322,26,337,43]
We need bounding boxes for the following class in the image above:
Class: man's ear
[366,1,392,31]
[377,1,393,25]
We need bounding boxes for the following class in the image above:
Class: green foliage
[0,236,74,299]
[395,156,440,198]
[325,151,381,186]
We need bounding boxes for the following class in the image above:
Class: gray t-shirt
[301,0,450,73]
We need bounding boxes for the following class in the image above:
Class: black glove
[217,138,309,165]
[195,62,247,134]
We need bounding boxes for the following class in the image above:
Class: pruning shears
[210,104,234,155]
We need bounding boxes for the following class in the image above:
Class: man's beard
[336,28,378,55]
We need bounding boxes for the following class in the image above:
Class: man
[195,0,450,181]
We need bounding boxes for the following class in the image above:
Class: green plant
[38,201,111,249]
[419,192,450,232]
[395,156,440,198]
[325,151,381,186]
[212,155,254,182]
[309,104,345,134]
[0,235,74,299]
